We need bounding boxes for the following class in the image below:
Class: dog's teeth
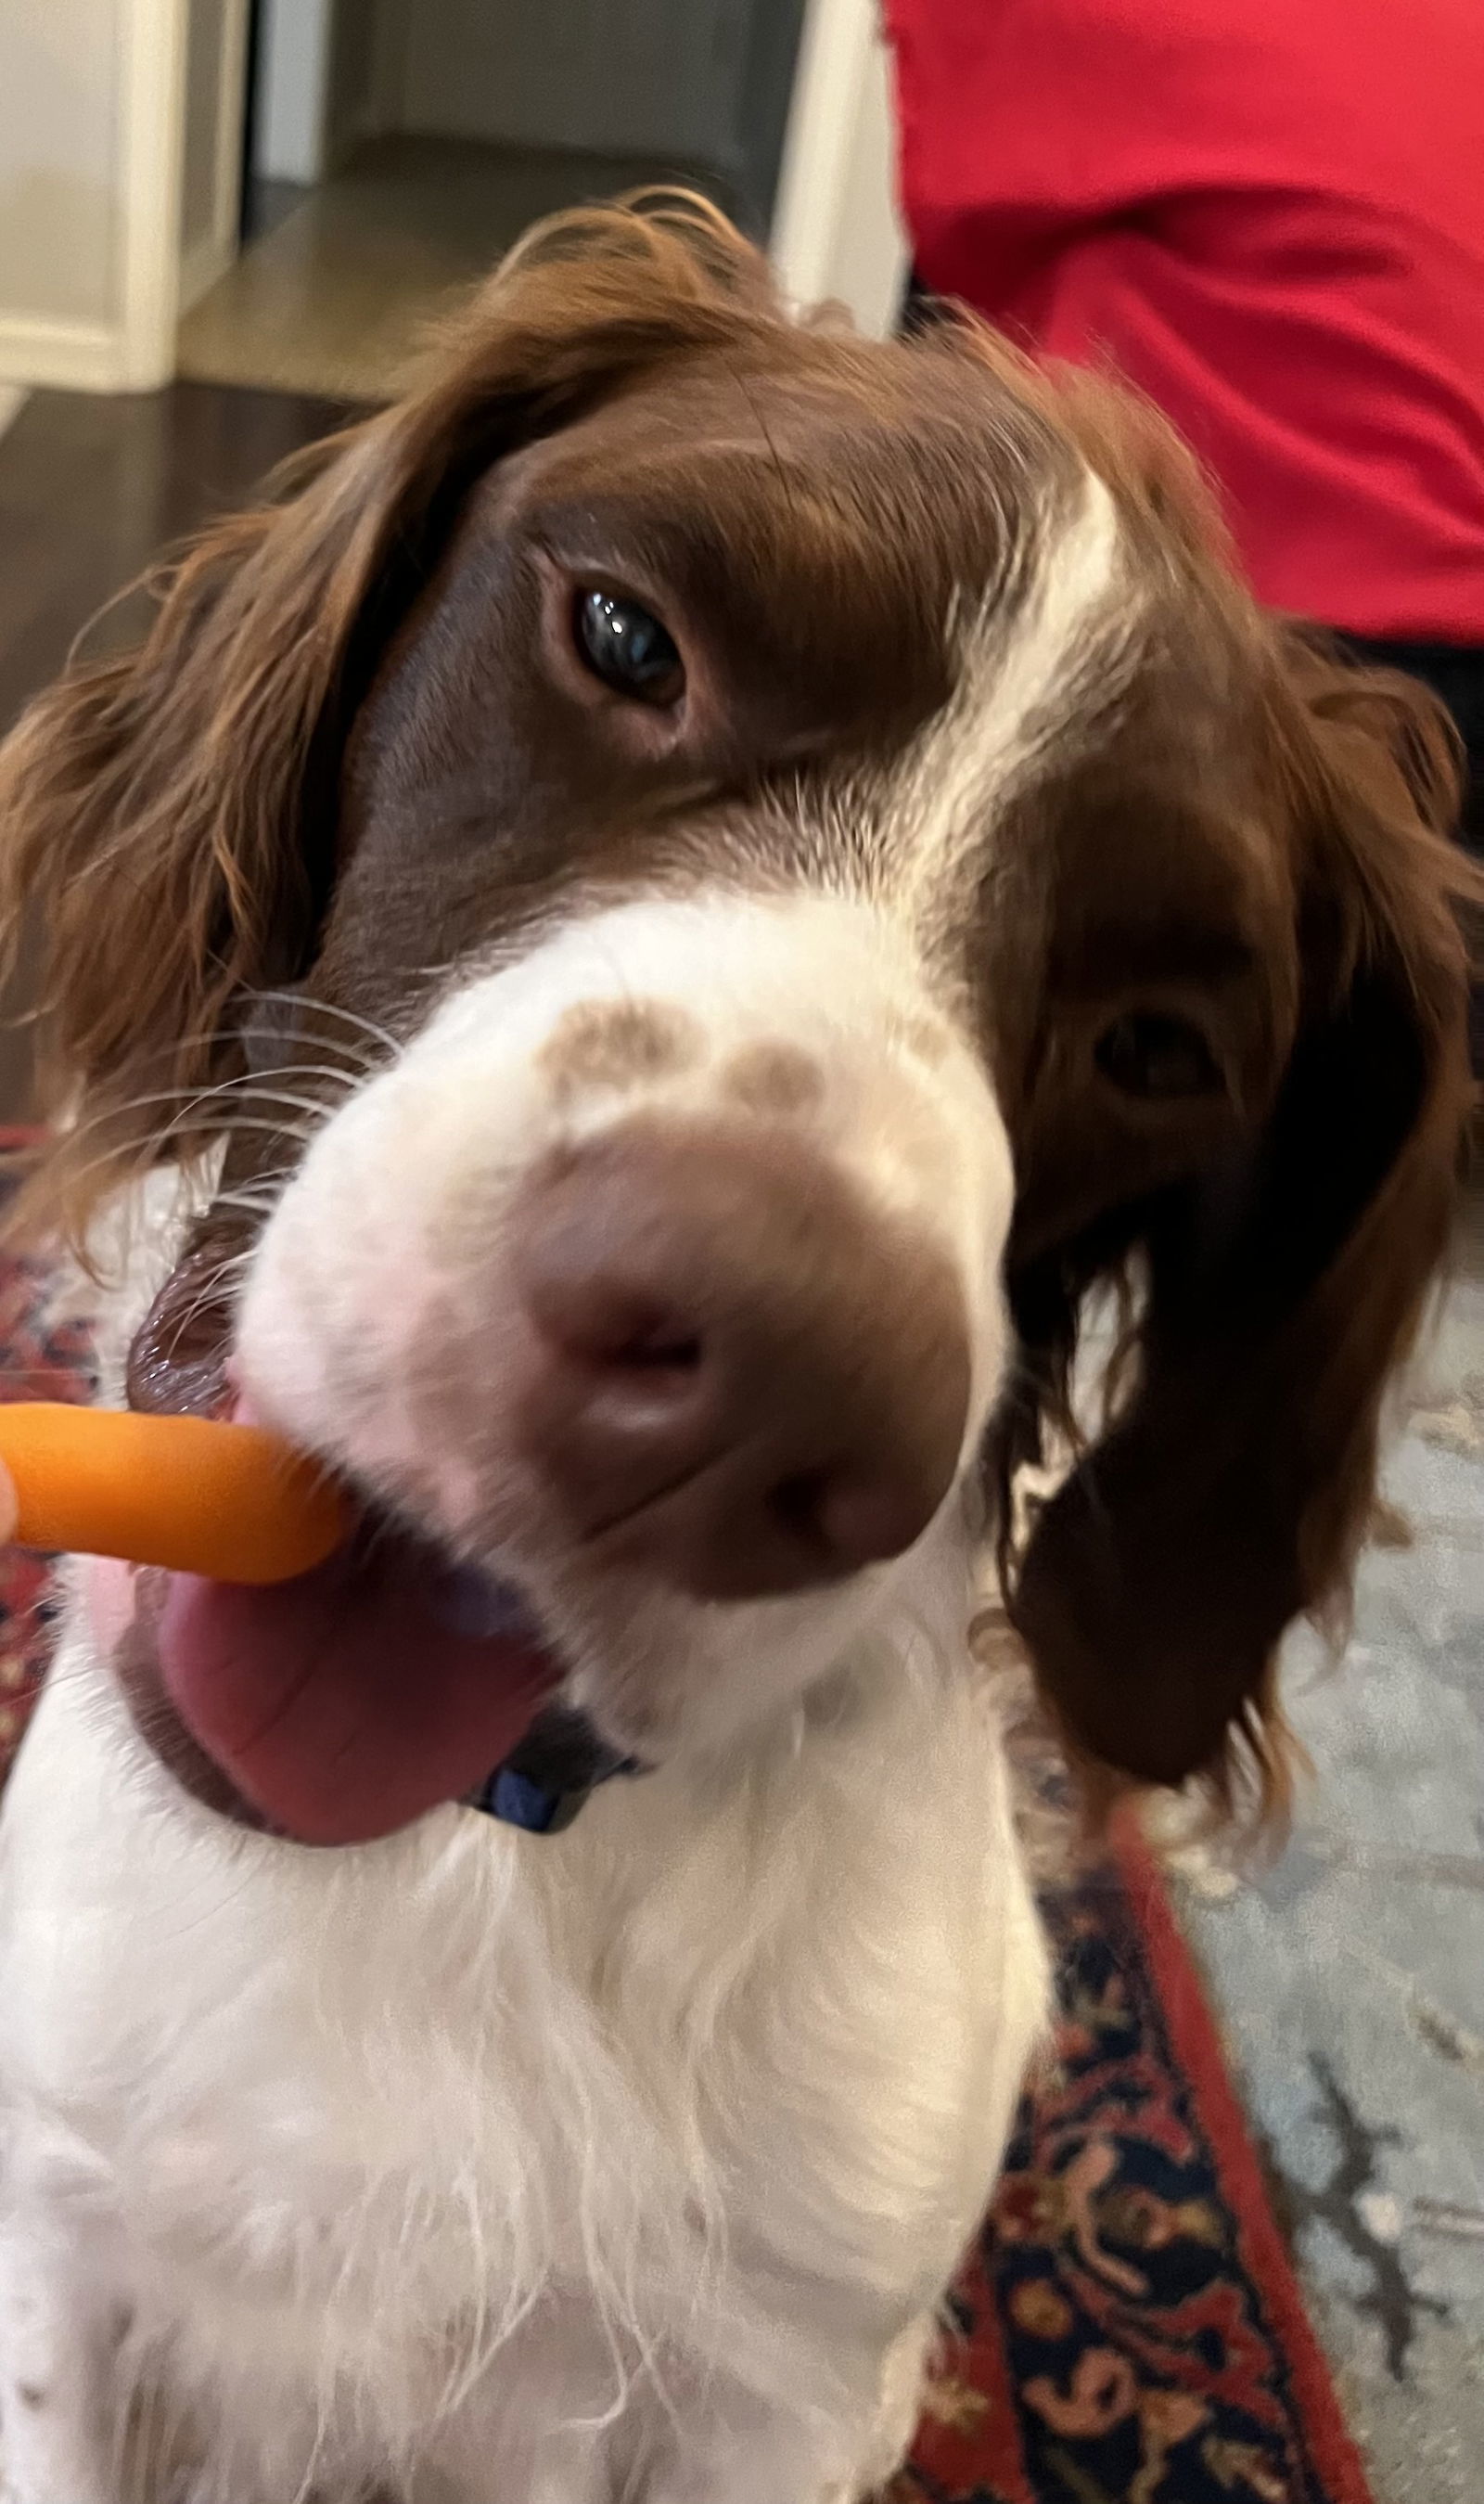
[432,1563,540,1642]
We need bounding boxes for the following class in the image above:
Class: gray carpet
[1173,1218,1484,2502]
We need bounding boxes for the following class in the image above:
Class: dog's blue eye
[574,591,684,702]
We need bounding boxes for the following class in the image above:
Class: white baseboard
[0,314,136,393]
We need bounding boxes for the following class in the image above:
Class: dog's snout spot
[887,1012,950,1069]
[540,999,701,1101]
[723,1042,825,1118]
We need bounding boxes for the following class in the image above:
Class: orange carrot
[0,1404,350,1585]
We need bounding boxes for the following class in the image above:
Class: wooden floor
[0,380,352,1119]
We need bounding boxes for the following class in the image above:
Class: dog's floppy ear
[995,639,1477,1813]
[0,198,771,1244]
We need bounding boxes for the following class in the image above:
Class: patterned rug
[0,1196,1374,2504]
[902,1843,1377,2504]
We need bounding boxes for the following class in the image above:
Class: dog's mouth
[150,1518,565,1847]
[119,1234,569,1845]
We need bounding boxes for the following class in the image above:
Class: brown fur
[722,1044,825,1118]
[992,631,1478,1815]
[540,1000,702,1099]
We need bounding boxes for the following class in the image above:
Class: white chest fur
[0,1598,1046,2503]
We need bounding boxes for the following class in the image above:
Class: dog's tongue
[158,1542,560,1846]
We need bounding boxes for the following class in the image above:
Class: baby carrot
[0,1404,350,1585]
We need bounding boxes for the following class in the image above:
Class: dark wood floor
[0,380,353,1118]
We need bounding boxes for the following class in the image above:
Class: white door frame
[116,0,192,387]
[770,0,907,339]
[118,0,255,382]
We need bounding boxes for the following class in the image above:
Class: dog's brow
[888,465,1126,933]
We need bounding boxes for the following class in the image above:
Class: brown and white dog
[0,202,1473,2504]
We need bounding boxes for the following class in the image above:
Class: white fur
[0,886,1049,2504]
[899,469,1123,927]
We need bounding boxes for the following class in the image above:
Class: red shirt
[888,0,1484,639]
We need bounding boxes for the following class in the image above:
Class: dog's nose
[513,1121,972,1599]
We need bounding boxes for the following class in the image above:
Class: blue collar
[465,1705,642,1834]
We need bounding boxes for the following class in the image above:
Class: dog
[0,201,1473,2504]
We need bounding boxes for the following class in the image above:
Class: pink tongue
[158,1544,559,1846]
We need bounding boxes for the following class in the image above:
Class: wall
[324,0,388,168]
[254,0,393,186]
[0,1,123,377]
[393,0,755,174]
[299,0,862,261]
[253,0,332,184]
[734,0,808,235]
[0,0,188,390]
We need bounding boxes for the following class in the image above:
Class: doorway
[177,0,809,402]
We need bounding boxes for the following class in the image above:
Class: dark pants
[1337,635,1484,858]
[1336,636,1482,1072]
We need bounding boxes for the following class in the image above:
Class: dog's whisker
[58,1075,350,1164]
[242,987,403,1061]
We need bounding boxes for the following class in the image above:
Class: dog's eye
[1094,1010,1224,1101]
[573,591,684,704]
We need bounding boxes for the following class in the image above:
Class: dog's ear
[995,639,1478,1814]
[0,198,771,1244]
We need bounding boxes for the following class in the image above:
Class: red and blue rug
[902,1840,1375,2504]
[0,1173,1374,2504]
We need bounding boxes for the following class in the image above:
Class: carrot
[0,1404,350,1585]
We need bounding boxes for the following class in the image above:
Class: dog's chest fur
[1,1586,1045,2479]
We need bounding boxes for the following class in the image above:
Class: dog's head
[2,203,1474,1842]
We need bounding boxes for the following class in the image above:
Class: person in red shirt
[886,0,1484,854]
